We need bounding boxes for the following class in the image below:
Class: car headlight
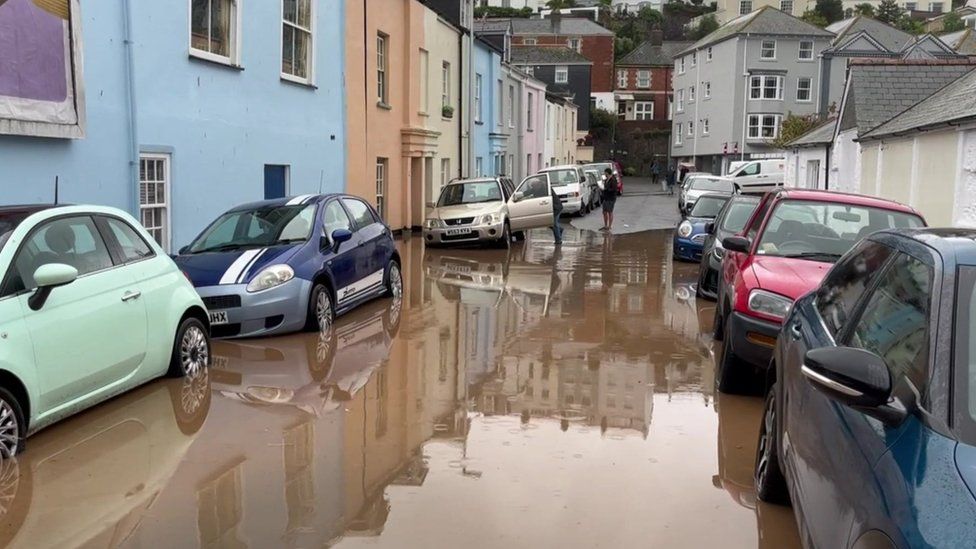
[747,289,793,321]
[480,213,502,224]
[425,218,443,229]
[246,264,294,293]
[678,220,693,238]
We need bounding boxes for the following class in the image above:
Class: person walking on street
[651,161,662,186]
[551,185,563,244]
[601,168,620,232]
[666,165,677,196]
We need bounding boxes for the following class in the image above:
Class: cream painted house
[425,7,463,205]
[544,92,579,167]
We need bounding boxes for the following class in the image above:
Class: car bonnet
[175,244,304,287]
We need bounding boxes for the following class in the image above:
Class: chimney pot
[651,29,664,46]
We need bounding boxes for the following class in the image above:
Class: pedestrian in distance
[601,168,620,232]
[550,184,564,245]
[666,165,677,196]
[651,161,662,186]
[679,164,689,185]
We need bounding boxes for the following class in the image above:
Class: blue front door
[264,165,288,199]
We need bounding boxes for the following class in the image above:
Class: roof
[774,188,917,213]
[786,118,837,148]
[860,66,976,139]
[839,59,976,136]
[678,7,833,56]
[0,204,63,215]
[618,40,695,66]
[510,45,592,65]
[825,16,912,52]
[872,228,976,267]
[473,20,512,33]
[229,194,335,212]
[941,28,976,54]
[509,17,613,36]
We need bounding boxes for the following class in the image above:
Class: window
[508,84,515,127]
[675,123,683,145]
[139,155,170,251]
[849,253,933,395]
[747,114,782,139]
[527,92,534,131]
[816,240,895,337]
[419,49,429,113]
[749,75,783,100]
[739,0,752,13]
[377,33,388,104]
[798,40,813,60]
[190,0,238,64]
[518,175,549,199]
[525,65,534,76]
[930,1,943,12]
[442,61,451,108]
[475,73,483,122]
[797,77,812,102]
[691,52,697,67]
[341,198,377,229]
[568,38,581,52]
[104,217,154,263]
[637,70,650,88]
[375,158,387,220]
[497,79,504,126]
[617,101,627,120]
[707,47,713,61]
[475,157,483,176]
[555,66,568,84]
[689,85,696,102]
[617,69,628,88]
[679,57,686,74]
[281,0,314,82]
[701,118,709,135]
[760,39,776,59]
[688,120,694,136]
[322,201,352,240]
[704,81,711,98]
[441,158,450,186]
[780,0,793,13]
[524,37,537,45]
[5,216,114,295]
[676,89,684,112]
[634,101,653,120]
[526,154,532,174]
[905,1,917,9]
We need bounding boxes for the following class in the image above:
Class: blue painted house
[0,0,345,251]
[472,37,503,178]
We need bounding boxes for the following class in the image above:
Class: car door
[341,198,388,295]
[508,173,552,230]
[3,215,148,414]
[321,200,364,310]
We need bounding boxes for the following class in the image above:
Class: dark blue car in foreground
[756,228,976,548]
[673,193,730,262]
[175,194,401,338]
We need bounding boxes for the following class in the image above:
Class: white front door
[806,159,821,189]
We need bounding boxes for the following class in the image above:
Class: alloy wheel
[0,400,17,459]
[180,369,209,416]
[389,262,403,299]
[180,325,209,377]
[756,393,776,488]
[316,289,334,330]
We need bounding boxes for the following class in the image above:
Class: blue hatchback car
[673,193,731,262]
[175,194,401,338]
[756,229,976,548]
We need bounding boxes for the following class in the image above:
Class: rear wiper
[782,251,842,261]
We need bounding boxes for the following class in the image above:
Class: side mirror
[29,263,78,311]
[331,228,353,248]
[705,222,715,235]
[512,191,524,203]
[722,236,751,254]
[802,347,891,409]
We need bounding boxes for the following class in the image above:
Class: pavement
[568,176,681,235]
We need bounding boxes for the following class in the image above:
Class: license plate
[445,263,472,273]
[445,228,472,236]
[211,355,229,369]
[209,310,229,325]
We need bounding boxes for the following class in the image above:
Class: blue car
[175,194,401,338]
[673,193,731,262]
[756,228,976,548]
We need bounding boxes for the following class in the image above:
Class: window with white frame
[691,52,697,67]
[190,0,238,64]
[780,0,793,13]
[282,0,314,82]
[905,1,917,9]
[749,75,783,100]
[931,2,943,12]
[679,57,686,74]
[524,65,534,76]
[704,81,711,98]
[527,92,534,130]
[474,73,483,122]
[476,157,483,176]
[702,118,709,135]
[637,70,650,88]
[617,101,626,120]
[568,38,581,52]
[747,114,782,139]
[689,84,696,102]
[688,120,694,136]
[760,39,776,59]
[508,84,515,127]
[675,123,683,145]
[555,66,568,84]
[707,47,713,61]
[377,33,388,103]
[798,40,813,60]
[419,49,429,113]
[442,61,451,108]
[375,158,387,220]
[524,37,537,45]
[139,154,170,252]
[440,158,450,187]
[797,77,812,102]
[617,69,628,88]
[497,79,504,126]
[634,101,653,120]
[739,0,752,13]
[676,89,684,111]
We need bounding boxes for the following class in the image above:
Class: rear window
[720,198,760,233]
[690,195,729,218]
[689,178,733,193]
[547,169,580,186]
[0,211,32,253]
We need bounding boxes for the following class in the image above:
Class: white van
[725,159,784,191]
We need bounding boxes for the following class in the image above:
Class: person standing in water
[601,168,620,232]
[551,184,564,244]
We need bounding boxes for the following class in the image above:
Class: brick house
[614,32,692,125]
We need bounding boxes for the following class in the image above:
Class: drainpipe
[824,141,831,190]
[458,29,464,179]
[740,35,749,163]
[692,49,701,162]
[122,0,140,217]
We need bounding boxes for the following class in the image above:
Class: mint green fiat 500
[0,205,212,457]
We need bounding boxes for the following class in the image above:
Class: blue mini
[672,193,730,262]
[175,194,401,338]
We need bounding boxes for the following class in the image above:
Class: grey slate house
[511,46,593,131]
[670,7,833,174]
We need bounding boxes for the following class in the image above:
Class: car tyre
[513,230,526,242]
[755,385,791,505]
[168,368,212,435]
[169,317,210,378]
[713,299,725,340]
[496,222,512,249]
[717,334,748,394]
[383,259,403,299]
[306,283,335,331]
[0,388,25,458]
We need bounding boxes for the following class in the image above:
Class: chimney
[650,29,664,46]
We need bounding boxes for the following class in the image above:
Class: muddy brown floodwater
[0,229,803,549]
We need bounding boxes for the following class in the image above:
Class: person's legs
[552,211,563,243]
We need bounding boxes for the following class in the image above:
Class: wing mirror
[802,347,910,425]
[705,222,715,235]
[29,263,78,311]
[512,191,524,203]
[331,228,353,246]
[722,236,751,253]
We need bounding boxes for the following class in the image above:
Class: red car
[712,188,925,392]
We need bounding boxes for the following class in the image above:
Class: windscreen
[689,196,729,218]
[188,203,316,253]
[689,178,733,193]
[438,181,504,206]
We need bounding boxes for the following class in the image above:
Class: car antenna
[54,175,59,204]
[318,169,324,194]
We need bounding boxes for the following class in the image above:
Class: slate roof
[839,60,976,136]
[677,7,833,56]
[941,28,976,54]
[510,17,613,36]
[618,40,695,66]
[474,20,513,33]
[861,66,976,139]
[510,46,593,65]
[787,118,837,148]
[825,16,912,52]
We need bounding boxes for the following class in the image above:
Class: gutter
[122,0,139,216]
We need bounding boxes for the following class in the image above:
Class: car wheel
[307,283,335,331]
[168,368,212,435]
[169,318,210,378]
[0,388,25,458]
[717,334,746,394]
[496,222,512,249]
[384,260,403,299]
[513,230,526,242]
[755,385,791,505]
[713,299,725,340]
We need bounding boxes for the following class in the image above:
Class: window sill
[419,111,430,117]
[188,51,244,71]
[759,58,778,62]
[280,74,317,89]
[798,59,815,62]
[377,101,393,111]
[442,117,454,122]
[475,120,484,125]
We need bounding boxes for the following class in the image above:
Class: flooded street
[0,227,802,548]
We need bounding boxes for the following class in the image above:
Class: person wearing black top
[601,168,620,232]
[551,185,563,244]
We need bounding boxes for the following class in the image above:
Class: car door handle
[541,200,550,205]
[789,321,802,340]
[121,290,142,302]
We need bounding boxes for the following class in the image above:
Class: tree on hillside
[814,0,845,23]
[876,0,903,23]
[693,14,719,39]
[475,6,534,18]
[942,12,966,32]
[801,9,829,27]
[853,3,875,16]
[897,14,924,33]
[546,0,579,9]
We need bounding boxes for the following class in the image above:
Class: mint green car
[0,205,212,457]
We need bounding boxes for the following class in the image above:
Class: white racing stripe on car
[236,249,268,284]
[336,269,386,306]
[218,249,262,285]
[287,194,315,206]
